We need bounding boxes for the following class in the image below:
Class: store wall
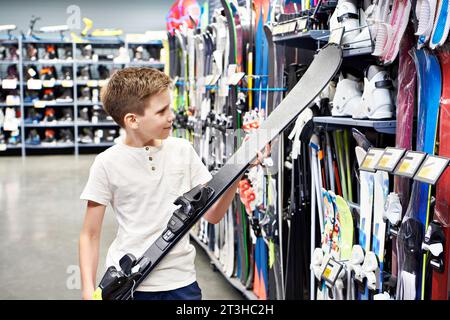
[0,0,170,35]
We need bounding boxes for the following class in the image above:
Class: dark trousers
[132,281,202,300]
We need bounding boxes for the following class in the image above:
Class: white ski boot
[353,65,394,120]
[332,74,363,117]
[383,192,402,226]
[361,251,380,291]
[329,0,361,45]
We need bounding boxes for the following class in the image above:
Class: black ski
[94,43,342,300]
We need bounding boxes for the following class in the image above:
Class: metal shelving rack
[313,116,397,134]
[0,37,164,156]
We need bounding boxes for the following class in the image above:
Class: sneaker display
[59,108,73,122]
[97,65,110,80]
[80,87,91,101]
[79,107,90,123]
[43,108,56,123]
[42,129,56,145]
[26,44,38,61]
[61,66,73,80]
[58,129,74,144]
[44,44,58,60]
[26,129,40,145]
[42,89,55,102]
[79,128,94,144]
[56,88,73,102]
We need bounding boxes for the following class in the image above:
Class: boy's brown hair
[101,67,172,127]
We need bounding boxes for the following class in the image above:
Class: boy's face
[133,89,174,142]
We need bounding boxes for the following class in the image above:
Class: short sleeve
[80,156,112,206]
[187,143,213,188]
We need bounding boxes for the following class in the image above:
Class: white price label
[28,79,42,90]
[87,80,98,87]
[62,80,73,87]
[43,80,55,88]
[2,79,18,89]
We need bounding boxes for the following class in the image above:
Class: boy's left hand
[250,144,271,168]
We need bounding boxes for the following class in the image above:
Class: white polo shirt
[80,136,212,291]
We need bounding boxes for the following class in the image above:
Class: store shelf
[75,60,128,65]
[342,46,374,57]
[313,116,396,134]
[273,30,330,50]
[127,40,163,46]
[0,144,22,150]
[25,123,75,128]
[22,38,71,44]
[76,101,102,106]
[0,37,164,157]
[190,231,258,300]
[0,60,19,64]
[127,61,164,68]
[23,60,73,65]
[25,143,75,149]
[23,102,75,107]
[78,142,115,147]
[77,122,118,127]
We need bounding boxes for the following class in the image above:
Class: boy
[79,68,265,300]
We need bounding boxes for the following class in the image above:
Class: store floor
[0,155,243,300]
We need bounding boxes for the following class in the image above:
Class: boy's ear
[124,113,139,129]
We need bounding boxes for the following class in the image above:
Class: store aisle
[0,155,243,300]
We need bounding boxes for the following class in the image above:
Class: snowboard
[431,50,450,300]
[397,48,441,300]
[392,25,416,281]
[93,44,343,300]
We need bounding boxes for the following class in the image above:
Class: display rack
[313,116,397,134]
[0,37,164,156]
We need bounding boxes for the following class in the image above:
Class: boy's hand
[250,144,271,168]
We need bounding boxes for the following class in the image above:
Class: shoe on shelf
[26,129,41,145]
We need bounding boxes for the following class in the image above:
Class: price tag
[375,147,406,172]
[413,155,450,185]
[27,79,42,90]
[2,79,18,89]
[329,27,344,45]
[360,148,385,172]
[320,255,343,288]
[42,80,55,88]
[98,79,109,87]
[62,80,74,87]
[297,18,307,32]
[393,151,427,178]
[87,80,98,87]
[34,100,46,108]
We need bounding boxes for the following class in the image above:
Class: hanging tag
[393,151,427,178]
[413,155,450,185]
